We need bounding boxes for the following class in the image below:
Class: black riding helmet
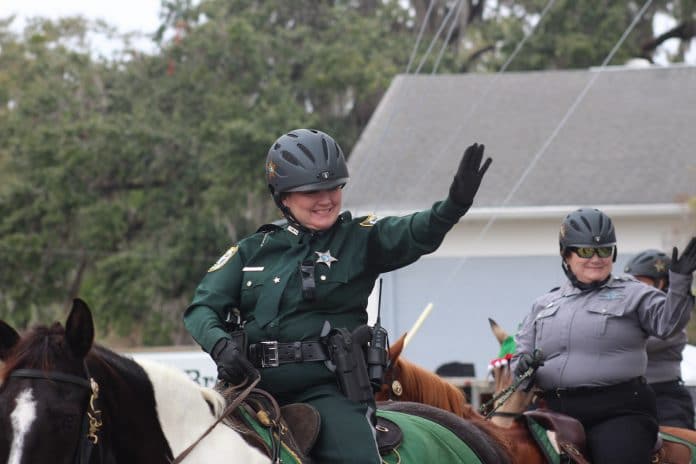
[559,208,617,262]
[624,249,671,282]
[266,129,349,214]
[559,208,617,290]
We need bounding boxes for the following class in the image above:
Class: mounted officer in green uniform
[183,128,492,463]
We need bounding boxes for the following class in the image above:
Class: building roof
[343,66,696,214]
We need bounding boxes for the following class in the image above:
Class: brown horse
[379,325,696,463]
[376,332,547,463]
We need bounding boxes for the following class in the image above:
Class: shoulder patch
[359,213,379,228]
[256,223,282,234]
[208,246,238,272]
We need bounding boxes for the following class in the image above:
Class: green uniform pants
[277,382,380,463]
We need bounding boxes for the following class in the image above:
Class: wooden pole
[403,303,434,349]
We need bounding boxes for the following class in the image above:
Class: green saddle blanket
[236,406,485,463]
[378,410,483,463]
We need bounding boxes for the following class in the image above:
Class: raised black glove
[448,143,493,207]
[211,338,258,385]
[514,350,544,377]
[671,237,696,275]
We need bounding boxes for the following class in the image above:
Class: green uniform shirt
[184,197,468,393]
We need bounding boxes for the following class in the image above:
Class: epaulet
[256,223,282,234]
[358,213,378,227]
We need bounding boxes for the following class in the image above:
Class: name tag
[242,267,264,272]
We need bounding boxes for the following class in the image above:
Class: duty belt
[248,340,328,368]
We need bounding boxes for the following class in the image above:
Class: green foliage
[0,0,693,345]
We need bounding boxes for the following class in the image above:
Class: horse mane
[385,333,481,419]
[0,322,68,382]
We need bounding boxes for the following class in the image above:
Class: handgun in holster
[320,322,374,404]
[224,308,249,354]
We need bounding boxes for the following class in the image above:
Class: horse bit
[9,365,103,463]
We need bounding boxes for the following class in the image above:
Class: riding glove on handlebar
[671,236,696,275]
[448,143,493,208]
[211,338,258,385]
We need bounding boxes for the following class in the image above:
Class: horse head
[375,332,480,419]
[0,299,179,464]
[0,299,104,464]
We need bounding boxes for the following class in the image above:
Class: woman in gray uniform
[625,249,695,429]
[514,208,696,464]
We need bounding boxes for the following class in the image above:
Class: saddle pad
[525,416,561,464]
[377,410,483,463]
[659,431,696,464]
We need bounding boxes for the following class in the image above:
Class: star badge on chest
[315,250,338,268]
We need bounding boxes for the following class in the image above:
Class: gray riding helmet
[265,129,349,209]
[559,208,617,261]
[624,249,671,281]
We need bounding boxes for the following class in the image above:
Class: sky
[1,1,693,63]
[0,0,165,55]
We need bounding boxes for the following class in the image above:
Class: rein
[171,374,261,464]
[9,365,103,464]
[479,364,536,419]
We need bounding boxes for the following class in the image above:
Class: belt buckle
[260,341,279,368]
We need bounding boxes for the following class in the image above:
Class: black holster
[321,325,374,404]
[229,330,249,355]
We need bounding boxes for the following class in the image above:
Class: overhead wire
[424,0,656,298]
[432,0,465,74]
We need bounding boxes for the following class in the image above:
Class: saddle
[219,387,317,463]
[524,409,693,464]
[220,387,403,462]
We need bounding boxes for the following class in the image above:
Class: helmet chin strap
[273,193,320,237]
[561,260,611,291]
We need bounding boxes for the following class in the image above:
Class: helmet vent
[281,150,301,166]
[597,213,604,231]
[321,138,329,162]
[580,216,592,232]
[569,219,582,232]
[297,143,316,163]
[287,133,299,138]
[333,142,341,159]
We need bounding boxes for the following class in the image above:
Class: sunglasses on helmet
[570,246,614,259]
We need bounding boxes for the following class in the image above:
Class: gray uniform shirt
[645,330,687,384]
[515,271,694,389]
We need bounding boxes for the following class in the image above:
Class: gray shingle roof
[343,66,696,212]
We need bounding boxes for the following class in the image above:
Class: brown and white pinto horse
[0,299,271,464]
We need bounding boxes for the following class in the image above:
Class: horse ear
[488,318,509,346]
[388,332,407,362]
[65,298,95,359]
[0,321,21,360]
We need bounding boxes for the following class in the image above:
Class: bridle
[381,359,403,401]
[9,365,103,464]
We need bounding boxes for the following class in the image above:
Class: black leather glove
[448,143,493,207]
[514,350,544,377]
[211,338,258,385]
[671,236,696,275]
